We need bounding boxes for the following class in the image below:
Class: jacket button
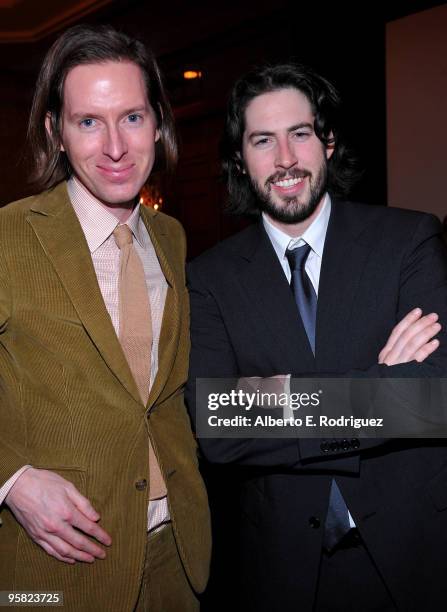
[330,441,340,452]
[341,439,351,451]
[309,516,321,529]
[320,441,330,453]
[351,438,360,450]
[135,479,147,491]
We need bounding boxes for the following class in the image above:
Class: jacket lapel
[26,182,141,404]
[139,206,180,409]
[316,200,377,371]
[235,223,316,374]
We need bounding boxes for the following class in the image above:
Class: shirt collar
[67,177,143,253]
[262,193,331,262]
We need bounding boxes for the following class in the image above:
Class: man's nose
[275,138,297,169]
[103,126,128,160]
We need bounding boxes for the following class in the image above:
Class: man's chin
[94,187,141,209]
[260,198,317,225]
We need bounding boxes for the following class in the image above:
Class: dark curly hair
[27,24,177,189]
[221,62,358,216]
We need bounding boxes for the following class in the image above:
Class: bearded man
[186,63,447,611]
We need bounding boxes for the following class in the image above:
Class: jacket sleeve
[300,214,447,460]
[0,233,29,493]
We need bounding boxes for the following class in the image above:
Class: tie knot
[286,243,311,271]
[113,224,133,249]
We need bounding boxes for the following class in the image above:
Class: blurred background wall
[0,0,445,258]
[386,3,447,220]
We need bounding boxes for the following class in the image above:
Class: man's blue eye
[128,114,141,122]
[80,118,95,128]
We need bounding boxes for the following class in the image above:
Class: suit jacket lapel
[26,182,141,404]
[316,200,376,371]
[235,223,316,374]
[139,206,180,409]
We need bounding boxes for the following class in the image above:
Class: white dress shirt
[262,193,331,295]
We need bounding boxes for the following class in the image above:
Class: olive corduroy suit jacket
[0,182,211,610]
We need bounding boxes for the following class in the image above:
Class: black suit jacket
[186,200,447,611]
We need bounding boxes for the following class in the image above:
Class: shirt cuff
[0,465,32,505]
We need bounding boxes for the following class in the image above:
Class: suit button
[330,441,340,452]
[135,479,147,491]
[351,438,360,450]
[309,516,320,529]
[320,441,330,453]
[341,439,351,451]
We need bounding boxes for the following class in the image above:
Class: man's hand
[5,468,112,564]
[379,308,441,365]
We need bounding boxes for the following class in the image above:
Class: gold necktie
[113,224,167,500]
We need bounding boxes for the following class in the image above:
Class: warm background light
[139,185,164,210]
[183,69,202,80]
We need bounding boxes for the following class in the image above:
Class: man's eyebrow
[69,111,97,121]
[288,122,313,132]
[121,106,150,115]
[247,122,314,139]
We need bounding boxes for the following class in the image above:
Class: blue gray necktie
[286,244,316,354]
[286,244,351,551]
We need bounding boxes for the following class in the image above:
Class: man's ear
[326,131,335,160]
[45,112,65,152]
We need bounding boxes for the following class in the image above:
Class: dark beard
[249,161,328,224]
